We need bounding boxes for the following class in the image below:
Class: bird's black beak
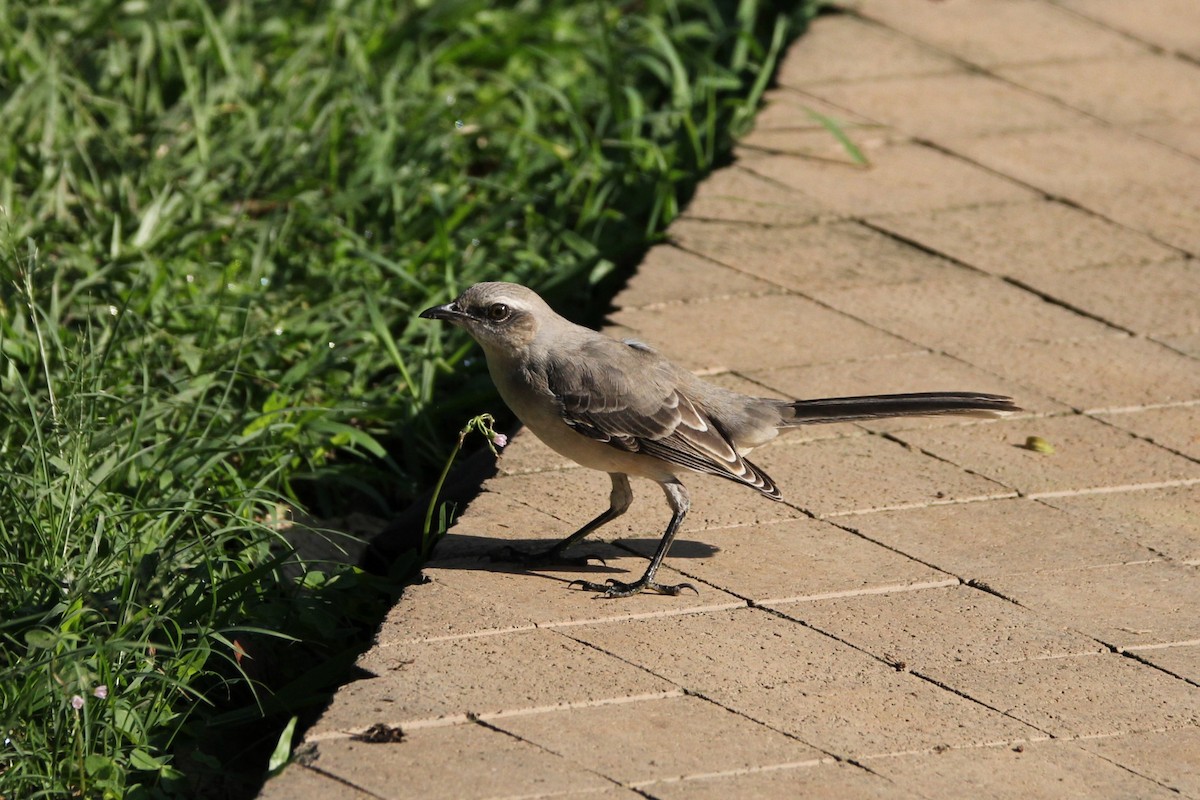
[419,302,471,323]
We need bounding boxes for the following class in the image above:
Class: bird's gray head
[419,282,552,353]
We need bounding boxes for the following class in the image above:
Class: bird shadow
[425,532,719,582]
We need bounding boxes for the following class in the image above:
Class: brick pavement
[261,2,1200,797]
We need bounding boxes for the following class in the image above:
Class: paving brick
[866,738,1181,800]
[491,694,824,785]
[817,273,1117,355]
[894,413,1200,497]
[1081,184,1200,253]
[671,217,964,295]
[925,652,1200,737]
[613,244,777,309]
[955,335,1200,411]
[1097,405,1200,461]
[561,790,646,800]
[776,13,959,87]
[746,92,889,164]
[1000,55,1200,125]
[851,0,1147,67]
[568,369,800,440]
[808,72,1091,139]
[739,126,892,166]
[1080,727,1200,799]
[372,566,538,643]
[1051,0,1200,59]
[609,293,919,371]
[945,126,1200,199]
[703,370,796,404]
[374,553,744,646]
[748,350,1070,429]
[1133,120,1200,160]
[679,164,830,226]
[984,561,1200,650]
[757,416,864,444]
[743,143,1037,215]
[1039,483,1200,564]
[754,88,881,132]
[867,201,1180,281]
[308,628,673,735]
[425,489,570,563]
[308,723,613,800]
[621,516,952,604]
[566,608,1037,756]
[1016,259,1200,338]
[838,497,1158,579]
[1129,645,1200,686]
[427,491,585,561]
[1164,331,1200,360]
[773,584,1103,672]
[258,765,376,799]
[753,432,1012,517]
[645,760,922,800]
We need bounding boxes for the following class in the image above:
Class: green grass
[1,0,821,795]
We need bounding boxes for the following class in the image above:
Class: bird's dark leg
[572,480,697,598]
[490,473,632,567]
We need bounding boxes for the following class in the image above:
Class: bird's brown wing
[545,340,781,499]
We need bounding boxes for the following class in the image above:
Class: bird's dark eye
[486,303,510,322]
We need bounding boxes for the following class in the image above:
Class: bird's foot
[489,544,603,568]
[570,577,698,598]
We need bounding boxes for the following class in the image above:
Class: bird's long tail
[780,392,1020,425]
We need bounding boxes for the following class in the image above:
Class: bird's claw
[569,577,699,598]
[489,544,605,568]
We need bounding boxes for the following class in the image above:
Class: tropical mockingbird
[421,282,1018,597]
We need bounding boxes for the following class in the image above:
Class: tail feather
[781,392,1020,425]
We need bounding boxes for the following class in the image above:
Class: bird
[421,282,1019,597]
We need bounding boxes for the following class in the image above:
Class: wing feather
[547,340,780,499]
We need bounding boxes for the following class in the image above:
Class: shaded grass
[1,0,821,795]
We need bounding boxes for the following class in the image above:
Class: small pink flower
[71,695,84,710]
[93,685,108,699]
[493,433,508,448]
